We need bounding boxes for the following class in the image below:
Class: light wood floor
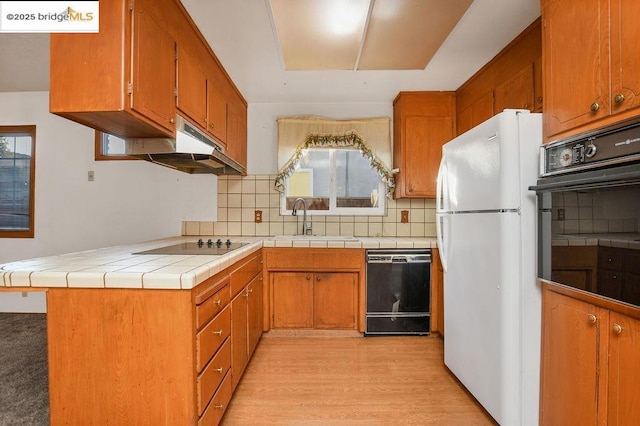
[222,332,496,425]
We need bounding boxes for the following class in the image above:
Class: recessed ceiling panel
[270,0,370,70]
[358,0,474,70]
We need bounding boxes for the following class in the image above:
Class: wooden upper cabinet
[50,0,177,138]
[226,99,248,171]
[542,0,640,141]
[177,46,208,129]
[207,80,228,144]
[494,64,535,113]
[542,0,609,140]
[131,8,177,134]
[609,0,640,117]
[393,92,456,199]
[456,91,493,135]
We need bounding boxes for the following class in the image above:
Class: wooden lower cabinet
[265,248,365,332]
[46,249,263,426]
[540,282,640,425]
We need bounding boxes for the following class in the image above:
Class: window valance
[275,116,394,198]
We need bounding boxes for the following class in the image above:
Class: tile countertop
[552,233,640,249]
[0,236,437,290]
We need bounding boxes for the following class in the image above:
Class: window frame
[94,131,140,161]
[0,125,36,238]
[280,147,386,216]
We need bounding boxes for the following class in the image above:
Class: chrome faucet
[292,197,312,235]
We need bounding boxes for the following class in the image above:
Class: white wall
[247,102,393,174]
[0,91,218,311]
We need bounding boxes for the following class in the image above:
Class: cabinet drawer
[195,284,230,330]
[197,338,231,415]
[265,249,313,269]
[230,255,260,296]
[198,370,232,426]
[196,306,231,372]
[599,247,624,270]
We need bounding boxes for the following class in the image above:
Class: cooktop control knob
[226,239,232,247]
[216,239,223,247]
[585,143,597,158]
[197,239,204,247]
[206,239,213,247]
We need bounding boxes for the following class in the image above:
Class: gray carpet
[0,313,49,426]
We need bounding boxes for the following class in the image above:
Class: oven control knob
[585,143,597,158]
[216,239,223,247]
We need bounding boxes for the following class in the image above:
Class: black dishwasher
[365,249,431,335]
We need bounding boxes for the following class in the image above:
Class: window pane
[335,149,378,208]
[286,149,330,211]
[0,133,32,231]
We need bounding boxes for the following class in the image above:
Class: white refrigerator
[436,110,542,426]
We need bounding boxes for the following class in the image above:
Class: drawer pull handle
[212,329,223,336]
[214,299,222,306]
[587,314,597,324]
[215,404,224,410]
[247,289,253,293]
[612,323,623,334]
[213,367,223,373]
[590,102,600,112]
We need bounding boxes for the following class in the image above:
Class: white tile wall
[184,175,437,237]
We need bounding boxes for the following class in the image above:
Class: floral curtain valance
[275,116,394,198]
[275,131,395,198]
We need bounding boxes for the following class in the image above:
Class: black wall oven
[532,121,640,307]
[365,249,431,335]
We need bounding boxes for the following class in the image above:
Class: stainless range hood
[125,115,245,175]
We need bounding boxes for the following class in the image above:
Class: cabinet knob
[590,102,600,112]
[212,329,223,336]
[612,323,623,334]
[247,288,253,294]
[587,314,597,324]
[169,118,175,124]
[524,103,529,109]
[214,299,222,306]
[210,123,215,128]
[537,96,543,102]
[614,93,625,104]
[316,276,321,281]
[306,275,310,280]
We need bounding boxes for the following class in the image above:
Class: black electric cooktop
[134,239,247,255]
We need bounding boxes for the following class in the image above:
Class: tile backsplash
[183,175,436,237]
[552,189,639,234]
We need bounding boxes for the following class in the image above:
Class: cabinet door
[540,289,605,425]
[542,0,609,139]
[247,275,263,356]
[313,273,357,329]
[402,115,453,198]
[230,291,248,390]
[130,8,176,133]
[207,81,227,144]
[177,47,207,129]
[271,272,313,328]
[494,64,534,113]
[607,311,640,424]
[610,0,640,116]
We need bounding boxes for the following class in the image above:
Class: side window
[94,131,139,160]
[281,148,385,215]
[0,126,36,238]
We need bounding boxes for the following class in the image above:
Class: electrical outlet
[88,170,95,181]
[254,210,263,223]
[558,208,565,221]
[401,210,409,223]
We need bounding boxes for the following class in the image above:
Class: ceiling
[0,0,540,104]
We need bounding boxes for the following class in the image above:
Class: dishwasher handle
[367,254,431,263]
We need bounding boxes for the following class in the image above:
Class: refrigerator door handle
[436,157,449,272]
